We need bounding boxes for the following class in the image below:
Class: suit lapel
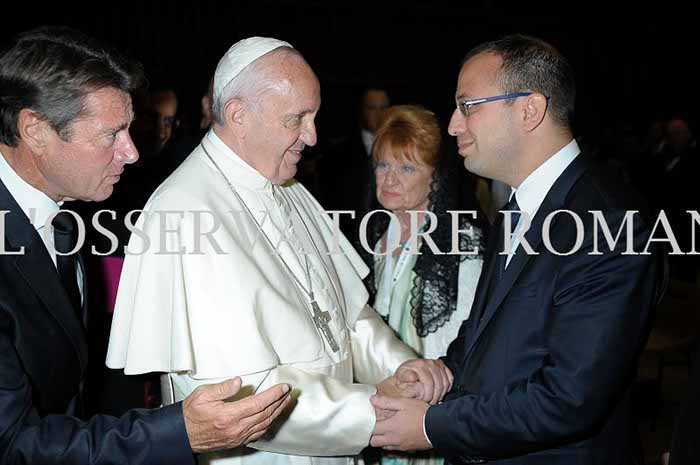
[463,154,590,364]
[1,180,88,373]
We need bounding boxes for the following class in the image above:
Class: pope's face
[243,56,320,185]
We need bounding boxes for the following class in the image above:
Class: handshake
[181,358,453,455]
[372,358,453,452]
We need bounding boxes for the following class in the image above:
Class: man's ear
[223,98,248,139]
[521,93,548,132]
[17,109,51,155]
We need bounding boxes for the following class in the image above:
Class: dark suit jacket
[425,154,663,465]
[0,178,193,464]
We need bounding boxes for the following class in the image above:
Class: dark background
[2,1,695,146]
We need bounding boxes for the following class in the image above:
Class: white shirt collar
[0,150,59,232]
[511,139,581,219]
[360,128,374,156]
[204,129,273,193]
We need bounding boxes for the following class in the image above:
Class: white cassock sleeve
[166,365,376,457]
[350,305,417,385]
[164,306,415,458]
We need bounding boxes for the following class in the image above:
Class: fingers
[375,376,400,398]
[239,392,293,445]
[411,367,435,404]
[183,381,292,453]
[252,383,292,410]
[433,364,449,403]
[396,368,418,383]
[404,360,447,404]
[370,394,403,412]
[201,377,243,402]
[397,362,431,403]
[227,383,292,419]
[242,389,293,434]
[247,429,268,443]
[370,432,394,448]
[396,381,423,399]
[418,364,439,404]
[433,361,453,402]
[428,364,445,404]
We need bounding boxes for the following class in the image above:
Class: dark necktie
[52,212,82,316]
[476,195,522,327]
[498,195,521,279]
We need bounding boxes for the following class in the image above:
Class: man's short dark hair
[0,26,144,147]
[463,34,575,127]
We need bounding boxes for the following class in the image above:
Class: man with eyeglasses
[370,34,665,465]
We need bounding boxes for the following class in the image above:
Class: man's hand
[183,377,292,453]
[395,359,453,405]
[375,376,423,421]
[370,395,432,451]
[376,375,423,399]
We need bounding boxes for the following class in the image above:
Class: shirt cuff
[422,409,433,446]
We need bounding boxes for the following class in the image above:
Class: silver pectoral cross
[310,300,340,353]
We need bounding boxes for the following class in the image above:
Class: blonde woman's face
[374,148,434,213]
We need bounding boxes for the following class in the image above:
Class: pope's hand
[395,359,453,405]
[183,377,292,453]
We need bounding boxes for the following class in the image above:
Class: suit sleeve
[0,321,194,465]
[426,209,660,459]
[440,318,473,377]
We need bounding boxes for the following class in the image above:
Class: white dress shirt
[505,139,580,267]
[361,128,375,156]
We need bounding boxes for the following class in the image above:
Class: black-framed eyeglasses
[458,92,535,118]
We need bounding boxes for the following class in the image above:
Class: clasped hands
[373,358,453,451]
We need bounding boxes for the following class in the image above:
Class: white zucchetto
[213,36,293,99]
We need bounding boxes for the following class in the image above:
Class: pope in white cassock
[106,37,453,465]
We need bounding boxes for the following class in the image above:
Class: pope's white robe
[106,130,416,465]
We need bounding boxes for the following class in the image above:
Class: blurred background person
[361,88,392,154]
[654,116,698,281]
[321,86,391,241]
[151,88,179,150]
[200,76,214,133]
[360,105,485,465]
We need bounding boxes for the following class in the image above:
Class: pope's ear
[223,98,248,138]
[17,109,52,155]
[521,93,547,132]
